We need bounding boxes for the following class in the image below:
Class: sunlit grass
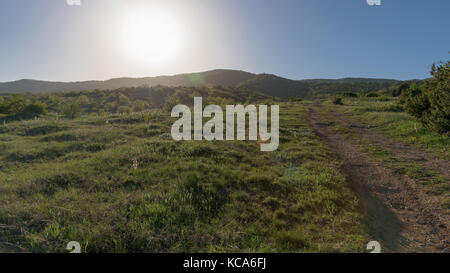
[327,97,449,160]
[0,103,368,253]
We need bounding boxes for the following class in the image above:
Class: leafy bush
[403,61,449,134]
[288,97,303,102]
[22,101,47,115]
[163,94,182,111]
[132,100,149,112]
[332,97,343,105]
[62,102,80,119]
[392,83,409,97]
[0,97,47,117]
[117,106,131,114]
[342,92,358,98]
[366,92,380,97]
[377,96,389,102]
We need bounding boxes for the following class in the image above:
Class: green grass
[326,97,450,160]
[359,141,449,196]
[0,103,368,253]
[316,105,449,205]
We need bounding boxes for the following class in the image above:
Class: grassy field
[0,102,368,253]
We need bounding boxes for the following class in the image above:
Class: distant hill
[0,70,256,94]
[0,69,401,98]
[237,74,310,98]
[299,77,400,98]
[237,74,400,98]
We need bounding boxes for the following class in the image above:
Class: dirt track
[327,108,450,177]
[307,106,449,253]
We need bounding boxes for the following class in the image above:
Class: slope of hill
[301,78,400,98]
[237,75,400,98]
[0,69,402,98]
[0,70,256,94]
[237,74,310,98]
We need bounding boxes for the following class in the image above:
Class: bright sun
[119,10,182,65]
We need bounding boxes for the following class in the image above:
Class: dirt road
[307,105,449,253]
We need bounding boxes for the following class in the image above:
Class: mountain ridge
[0,69,402,98]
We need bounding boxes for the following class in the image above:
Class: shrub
[163,95,181,111]
[342,92,358,98]
[262,196,281,209]
[117,106,131,114]
[0,98,47,117]
[392,83,409,97]
[62,102,80,119]
[403,61,449,134]
[332,97,343,105]
[377,96,389,102]
[132,100,149,112]
[366,92,380,97]
[288,97,303,102]
[76,95,90,106]
[0,101,11,114]
[22,101,48,116]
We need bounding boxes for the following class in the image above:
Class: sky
[0,0,449,82]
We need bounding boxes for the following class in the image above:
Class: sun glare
[119,10,182,65]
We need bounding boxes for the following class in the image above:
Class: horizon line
[0,68,422,84]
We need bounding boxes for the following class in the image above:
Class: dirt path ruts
[327,107,450,177]
[307,106,449,253]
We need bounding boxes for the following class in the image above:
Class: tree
[132,100,149,112]
[22,101,48,116]
[76,95,90,106]
[392,83,409,97]
[8,94,27,113]
[105,102,117,113]
[62,102,80,119]
[0,99,11,114]
[117,106,131,114]
[163,94,181,111]
[118,94,130,106]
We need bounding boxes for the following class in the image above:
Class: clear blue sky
[0,0,449,82]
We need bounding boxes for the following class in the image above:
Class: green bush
[403,61,449,134]
[22,101,47,115]
[62,102,80,119]
[332,97,343,105]
[377,96,389,102]
[0,98,47,117]
[288,97,303,102]
[342,92,358,98]
[163,94,182,111]
[392,83,409,97]
[117,106,131,114]
[132,100,149,112]
[366,92,380,97]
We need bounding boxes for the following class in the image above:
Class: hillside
[238,75,400,98]
[237,74,310,98]
[0,69,401,98]
[0,70,256,94]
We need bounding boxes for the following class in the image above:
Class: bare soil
[307,106,449,253]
